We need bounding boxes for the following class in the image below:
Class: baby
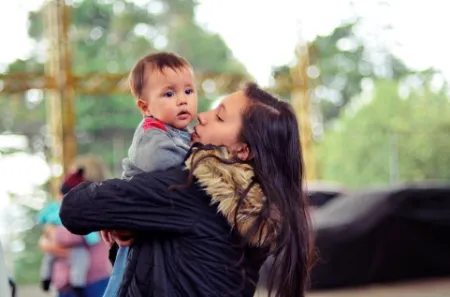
[101,52,198,297]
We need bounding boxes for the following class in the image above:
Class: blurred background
[0,0,449,296]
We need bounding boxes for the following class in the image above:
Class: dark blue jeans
[58,277,109,297]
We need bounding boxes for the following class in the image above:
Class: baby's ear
[136,98,151,116]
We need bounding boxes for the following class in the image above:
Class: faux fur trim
[185,146,280,248]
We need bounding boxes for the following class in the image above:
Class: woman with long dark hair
[60,83,313,297]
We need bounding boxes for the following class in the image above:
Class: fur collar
[185,146,280,248]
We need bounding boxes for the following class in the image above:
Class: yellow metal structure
[290,43,316,181]
[0,0,316,184]
[44,0,76,196]
[0,72,247,97]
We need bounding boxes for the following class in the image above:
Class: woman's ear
[236,143,251,161]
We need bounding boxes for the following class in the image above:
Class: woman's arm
[39,235,68,258]
[60,168,201,235]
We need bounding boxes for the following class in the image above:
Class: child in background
[37,168,101,297]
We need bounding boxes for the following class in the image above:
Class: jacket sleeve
[59,170,200,236]
[133,129,188,172]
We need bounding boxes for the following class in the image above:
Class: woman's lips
[191,130,199,141]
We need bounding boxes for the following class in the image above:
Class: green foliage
[317,78,450,188]
[166,21,247,75]
[2,0,248,174]
[0,92,46,149]
[272,21,411,122]
[14,225,43,285]
[269,20,450,188]
[6,205,43,285]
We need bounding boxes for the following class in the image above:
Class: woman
[39,156,112,297]
[60,83,313,297]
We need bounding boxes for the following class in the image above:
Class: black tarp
[306,181,346,207]
[257,183,450,291]
[309,182,450,289]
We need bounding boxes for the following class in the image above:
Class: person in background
[39,156,112,297]
[0,240,12,297]
[8,277,16,297]
[37,168,101,297]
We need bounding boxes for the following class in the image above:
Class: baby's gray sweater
[121,117,191,180]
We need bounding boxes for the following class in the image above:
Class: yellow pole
[290,43,316,181]
[44,0,76,198]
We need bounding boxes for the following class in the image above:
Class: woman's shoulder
[185,146,281,249]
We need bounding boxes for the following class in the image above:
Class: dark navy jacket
[60,147,279,297]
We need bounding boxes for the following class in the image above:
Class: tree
[272,21,411,123]
[12,217,43,285]
[2,0,249,173]
[317,76,450,188]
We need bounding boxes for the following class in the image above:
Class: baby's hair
[129,52,192,99]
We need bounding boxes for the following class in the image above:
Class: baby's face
[138,66,198,129]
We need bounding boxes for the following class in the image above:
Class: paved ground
[18,278,450,297]
[255,278,450,297]
[15,285,48,297]
[307,278,450,297]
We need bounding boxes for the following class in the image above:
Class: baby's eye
[185,89,194,95]
[164,91,174,98]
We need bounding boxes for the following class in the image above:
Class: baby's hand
[100,230,115,246]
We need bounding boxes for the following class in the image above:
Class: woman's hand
[100,230,115,246]
[112,230,135,247]
[39,235,69,258]
[101,230,134,246]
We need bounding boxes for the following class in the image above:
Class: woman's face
[192,90,250,159]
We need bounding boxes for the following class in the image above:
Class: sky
[0,0,449,237]
[195,0,449,84]
[0,0,449,84]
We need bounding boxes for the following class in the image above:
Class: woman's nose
[197,112,207,125]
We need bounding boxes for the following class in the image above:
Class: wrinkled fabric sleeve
[59,169,200,236]
[122,129,188,179]
[134,129,187,172]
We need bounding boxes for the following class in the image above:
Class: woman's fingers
[112,230,134,238]
[111,230,135,247]
[101,230,135,246]
[100,230,115,246]
[114,238,134,247]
